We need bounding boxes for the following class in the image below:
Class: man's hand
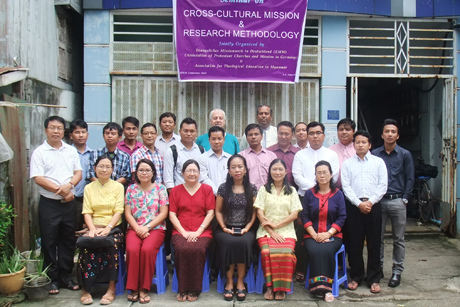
[358,201,372,214]
[63,191,75,203]
[56,183,72,197]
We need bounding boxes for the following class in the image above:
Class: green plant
[0,247,24,275]
[24,257,50,284]
[0,202,16,254]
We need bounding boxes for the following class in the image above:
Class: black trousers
[38,196,77,285]
[346,200,382,285]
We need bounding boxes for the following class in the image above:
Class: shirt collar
[159,133,178,142]
[72,144,92,154]
[44,140,67,150]
[354,151,371,161]
[141,144,159,154]
[177,141,198,151]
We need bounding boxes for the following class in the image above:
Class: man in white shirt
[341,130,388,294]
[198,126,231,194]
[292,121,340,197]
[30,116,82,294]
[163,117,204,192]
[155,112,181,157]
[294,122,309,150]
[240,105,277,150]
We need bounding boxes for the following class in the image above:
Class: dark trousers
[75,196,84,231]
[38,196,77,285]
[346,200,382,285]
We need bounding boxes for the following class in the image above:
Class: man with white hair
[196,108,240,155]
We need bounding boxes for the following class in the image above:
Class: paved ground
[5,219,460,306]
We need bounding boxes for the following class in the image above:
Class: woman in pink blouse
[125,159,169,304]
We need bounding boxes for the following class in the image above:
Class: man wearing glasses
[130,122,164,184]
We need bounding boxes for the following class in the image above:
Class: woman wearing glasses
[78,154,124,305]
[169,159,215,302]
[124,159,169,304]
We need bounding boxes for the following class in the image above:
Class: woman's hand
[240,228,248,235]
[261,220,277,229]
[270,231,285,243]
[99,227,111,237]
[223,227,234,235]
[186,231,201,242]
[315,232,332,243]
[88,229,97,238]
[136,226,150,239]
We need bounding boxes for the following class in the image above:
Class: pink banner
[173,0,308,83]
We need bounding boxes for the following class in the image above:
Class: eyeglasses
[138,169,153,174]
[48,126,64,132]
[97,165,113,170]
[142,132,157,136]
[308,131,323,136]
[184,169,200,174]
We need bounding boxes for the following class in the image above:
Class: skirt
[77,232,124,292]
[257,236,296,292]
[214,226,255,277]
[304,237,342,294]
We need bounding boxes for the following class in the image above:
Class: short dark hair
[277,121,294,133]
[103,122,123,136]
[208,126,225,138]
[44,116,66,129]
[122,116,140,128]
[159,112,177,124]
[134,159,157,184]
[245,123,262,136]
[382,118,399,134]
[141,122,157,134]
[353,130,372,144]
[257,104,273,116]
[307,121,325,133]
[337,118,356,131]
[181,159,200,173]
[295,122,308,130]
[69,119,87,133]
[313,160,337,193]
[180,117,198,130]
[94,154,114,168]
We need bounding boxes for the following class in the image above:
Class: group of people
[29,105,413,305]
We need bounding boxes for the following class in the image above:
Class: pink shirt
[117,140,143,156]
[267,143,300,187]
[328,142,356,189]
[239,147,277,190]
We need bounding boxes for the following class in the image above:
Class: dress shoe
[388,274,401,287]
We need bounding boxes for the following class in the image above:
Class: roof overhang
[0,67,29,87]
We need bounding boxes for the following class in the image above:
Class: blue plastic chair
[305,244,348,297]
[151,243,169,294]
[255,252,294,294]
[216,262,256,294]
[172,250,212,293]
[115,247,126,296]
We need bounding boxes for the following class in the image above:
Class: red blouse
[169,183,216,238]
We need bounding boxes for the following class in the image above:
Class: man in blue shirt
[372,119,414,288]
[70,119,91,231]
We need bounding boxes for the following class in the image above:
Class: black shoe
[388,274,401,287]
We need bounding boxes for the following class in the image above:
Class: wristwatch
[402,198,408,204]
[70,182,75,189]
[147,224,151,230]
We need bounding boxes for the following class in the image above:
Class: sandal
[64,280,80,291]
[324,292,334,303]
[264,287,274,300]
[80,294,93,305]
[100,293,115,305]
[49,282,60,295]
[370,283,380,293]
[275,291,286,300]
[348,280,359,291]
[295,272,305,283]
[236,289,246,301]
[187,292,198,302]
[223,289,234,301]
[139,295,151,304]
[127,291,139,302]
[176,292,187,302]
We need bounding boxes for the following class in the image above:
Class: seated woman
[214,155,257,301]
[124,159,169,304]
[254,159,302,301]
[78,154,124,305]
[169,159,215,302]
[301,160,346,303]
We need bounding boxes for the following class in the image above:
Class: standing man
[329,118,356,189]
[69,119,91,231]
[240,105,277,150]
[342,130,388,294]
[130,122,164,184]
[372,119,414,288]
[239,123,277,190]
[294,122,309,150]
[155,112,181,157]
[198,126,232,194]
[163,117,204,192]
[88,122,131,185]
[117,116,142,156]
[196,109,240,155]
[267,121,299,187]
[30,116,82,294]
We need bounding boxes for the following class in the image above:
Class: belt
[384,194,403,200]
[359,198,369,202]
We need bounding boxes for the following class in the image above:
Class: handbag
[76,228,122,249]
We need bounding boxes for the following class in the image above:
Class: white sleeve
[292,152,315,194]
[163,147,175,189]
[341,160,361,207]
[369,158,388,205]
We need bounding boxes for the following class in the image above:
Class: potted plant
[0,202,15,255]
[24,257,51,301]
[0,247,26,295]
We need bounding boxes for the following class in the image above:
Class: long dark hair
[264,159,292,195]
[313,160,337,193]
[222,154,254,225]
